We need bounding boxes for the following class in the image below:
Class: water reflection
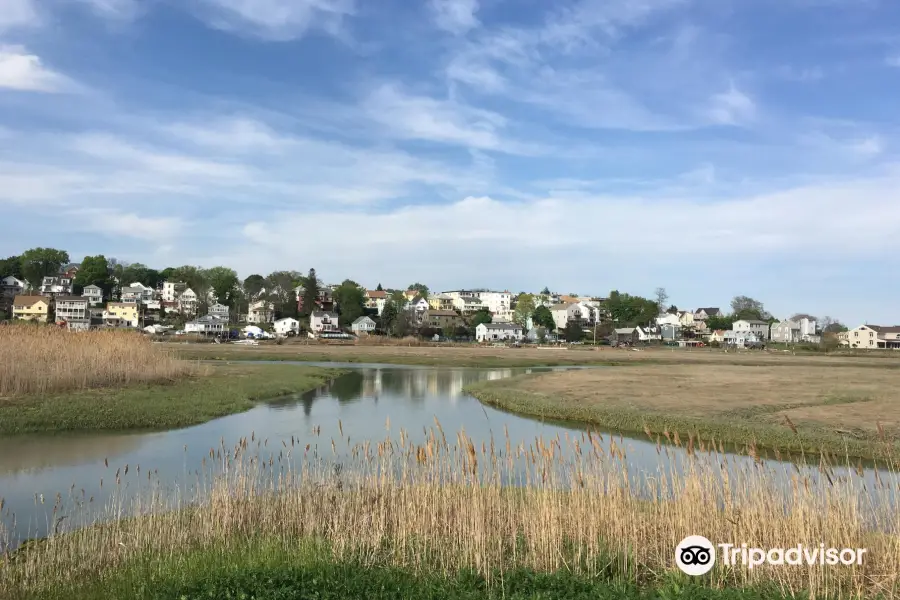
[0,364,895,545]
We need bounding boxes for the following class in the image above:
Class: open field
[2,425,895,599]
[0,362,343,434]
[466,364,900,458]
[165,341,900,370]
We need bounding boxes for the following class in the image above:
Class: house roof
[559,295,579,303]
[55,296,88,303]
[427,310,459,317]
[615,327,636,334]
[550,303,575,310]
[480,323,520,330]
[366,290,387,299]
[737,319,769,325]
[13,295,47,307]
[867,325,900,334]
[311,311,338,318]
[274,317,298,323]
[106,302,135,308]
[695,307,721,315]
[352,316,375,324]
[82,284,102,290]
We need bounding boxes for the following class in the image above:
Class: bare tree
[654,287,669,313]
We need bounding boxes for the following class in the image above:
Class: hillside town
[1,250,898,350]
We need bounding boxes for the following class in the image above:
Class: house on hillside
[60,263,81,279]
[13,295,51,322]
[310,311,339,334]
[274,317,300,336]
[694,307,724,321]
[771,318,818,343]
[550,303,586,331]
[104,303,139,328]
[185,315,227,335]
[55,296,90,330]
[40,276,72,297]
[428,293,455,312]
[162,281,186,302]
[82,284,104,306]
[612,327,638,345]
[636,325,662,342]
[1,276,26,298]
[475,323,523,343]
[179,288,199,316]
[208,303,230,320]
[365,290,387,315]
[351,316,377,335]
[732,319,770,340]
[247,300,275,324]
[843,325,900,349]
[424,309,463,330]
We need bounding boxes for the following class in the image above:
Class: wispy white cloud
[73,0,141,20]
[192,0,356,41]
[430,0,479,35]
[0,45,76,93]
[775,65,825,82]
[706,83,756,126]
[0,0,39,31]
[886,55,900,67]
[69,208,185,240]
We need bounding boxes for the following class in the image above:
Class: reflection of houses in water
[351,368,518,407]
[360,369,384,398]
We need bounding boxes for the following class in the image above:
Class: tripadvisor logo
[676,536,868,575]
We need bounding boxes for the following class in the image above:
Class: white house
[694,307,724,321]
[550,303,586,331]
[771,318,818,343]
[656,313,681,327]
[120,286,144,305]
[81,284,104,306]
[636,325,662,342]
[185,315,227,335]
[179,288,199,315]
[732,319,770,340]
[162,281,186,302]
[208,303,230,320]
[724,330,762,347]
[406,296,430,313]
[476,322,523,342]
[40,276,73,296]
[1,276,26,298]
[310,311,339,334]
[351,316,377,335]
[274,317,300,336]
[843,325,900,349]
[247,300,275,324]
[365,290,387,315]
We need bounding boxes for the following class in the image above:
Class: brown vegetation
[3,424,897,598]
[0,324,195,397]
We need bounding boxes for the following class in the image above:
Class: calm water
[0,364,895,544]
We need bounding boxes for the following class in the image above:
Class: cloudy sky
[2,0,899,324]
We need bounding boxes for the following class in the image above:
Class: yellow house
[13,295,51,322]
[104,302,140,327]
[427,293,455,311]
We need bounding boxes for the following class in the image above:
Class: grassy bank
[166,341,900,370]
[465,365,900,459]
[0,363,342,434]
[2,424,895,599]
[20,538,798,600]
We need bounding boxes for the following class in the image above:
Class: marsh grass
[3,422,899,599]
[0,324,195,396]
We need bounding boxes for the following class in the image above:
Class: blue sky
[2,0,900,324]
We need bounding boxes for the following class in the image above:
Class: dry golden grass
[3,423,898,598]
[0,323,196,397]
[505,365,900,438]
[168,340,900,369]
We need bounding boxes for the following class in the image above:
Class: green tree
[243,274,266,300]
[705,315,735,331]
[540,287,550,295]
[469,308,493,336]
[532,305,555,331]
[0,255,23,280]
[121,263,162,289]
[564,321,584,343]
[204,267,240,306]
[513,293,536,328]
[606,290,658,326]
[408,282,429,298]
[334,279,366,324]
[376,283,383,291]
[267,271,301,319]
[74,255,112,295]
[159,267,176,280]
[20,247,69,290]
[731,295,769,321]
[299,268,319,318]
[667,305,679,314]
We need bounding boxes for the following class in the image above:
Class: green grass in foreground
[465,377,900,461]
[0,364,342,434]
[19,539,800,600]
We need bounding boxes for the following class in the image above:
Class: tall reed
[3,423,898,598]
[0,323,195,396]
